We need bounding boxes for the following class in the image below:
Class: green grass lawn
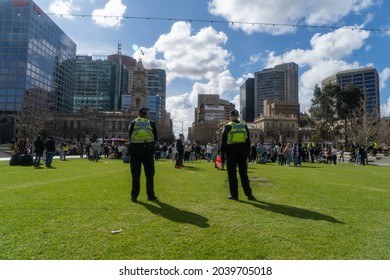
[1,157,390,260]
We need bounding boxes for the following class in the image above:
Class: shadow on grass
[138,201,210,228]
[180,165,204,172]
[247,164,322,170]
[240,199,345,224]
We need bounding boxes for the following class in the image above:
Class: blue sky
[34,0,390,136]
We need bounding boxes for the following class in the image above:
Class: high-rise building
[240,78,254,122]
[146,69,166,123]
[108,51,136,111]
[0,0,76,113]
[190,94,234,144]
[73,56,116,112]
[322,67,380,118]
[195,94,234,125]
[254,62,299,117]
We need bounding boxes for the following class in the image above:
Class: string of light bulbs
[42,13,390,33]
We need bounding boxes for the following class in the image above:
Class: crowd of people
[8,136,379,169]
[8,136,131,167]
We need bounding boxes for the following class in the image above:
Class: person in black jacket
[221,109,255,201]
[45,137,56,168]
[128,108,158,202]
[175,134,184,168]
[33,135,45,168]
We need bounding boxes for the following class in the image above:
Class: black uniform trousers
[225,144,253,198]
[130,142,156,199]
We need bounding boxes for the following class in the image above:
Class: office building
[108,51,136,110]
[240,78,254,122]
[73,56,116,112]
[190,94,234,144]
[322,67,380,118]
[254,62,299,117]
[146,69,166,123]
[0,0,76,113]
[0,0,76,141]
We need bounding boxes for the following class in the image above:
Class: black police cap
[138,107,149,115]
[230,109,239,116]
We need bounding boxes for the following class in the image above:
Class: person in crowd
[326,146,332,164]
[184,144,191,162]
[276,142,284,166]
[92,140,100,162]
[128,107,158,202]
[117,143,124,159]
[284,142,292,166]
[339,146,345,162]
[292,142,300,167]
[45,137,56,168]
[60,142,69,160]
[250,143,257,163]
[33,135,45,168]
[10,140,17,155]
[169,143,176,161]
[358,145,367,165]
[189,144,196,162]
[221,109,255,201]
[332,145,338,165]
[175,134,185,168]
[206,143,213,162]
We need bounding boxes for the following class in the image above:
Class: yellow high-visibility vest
[130,117,154,143]
[227,122,247,144]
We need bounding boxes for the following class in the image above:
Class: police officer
[221,109,255,201]
[128,107,158,202]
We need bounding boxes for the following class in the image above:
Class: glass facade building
[73,56,116,112]
[240,78,254,122]
[145,69,166,123]
[0,0,76,113]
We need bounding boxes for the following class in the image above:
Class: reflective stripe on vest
[130,118,154,143]
[227,122,247,144]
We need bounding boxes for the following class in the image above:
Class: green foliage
[308,84,364,145]
[1,158,390,260]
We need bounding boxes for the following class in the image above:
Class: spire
[135,58,145,71]
[117,41,122,55]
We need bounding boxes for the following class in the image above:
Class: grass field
[1,157,390,260]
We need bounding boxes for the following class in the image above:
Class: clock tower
[130,58,147,118]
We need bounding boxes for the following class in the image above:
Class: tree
[308,84,364,147]
[349,97,379,147]
[334,85,363,146]
[308,84,339,143]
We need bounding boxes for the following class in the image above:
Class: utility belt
[130,141,155,151]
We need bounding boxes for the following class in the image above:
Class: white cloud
[381,98,390,117]
[166,70,244,138]
[135,21,238,136]
[165,93,194,138]
[47,0,81,19]
[208,0,376,35]
[380,68,390,117]
[140,22,232,83]
[92,0,126,29]
[380,68,390,89]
